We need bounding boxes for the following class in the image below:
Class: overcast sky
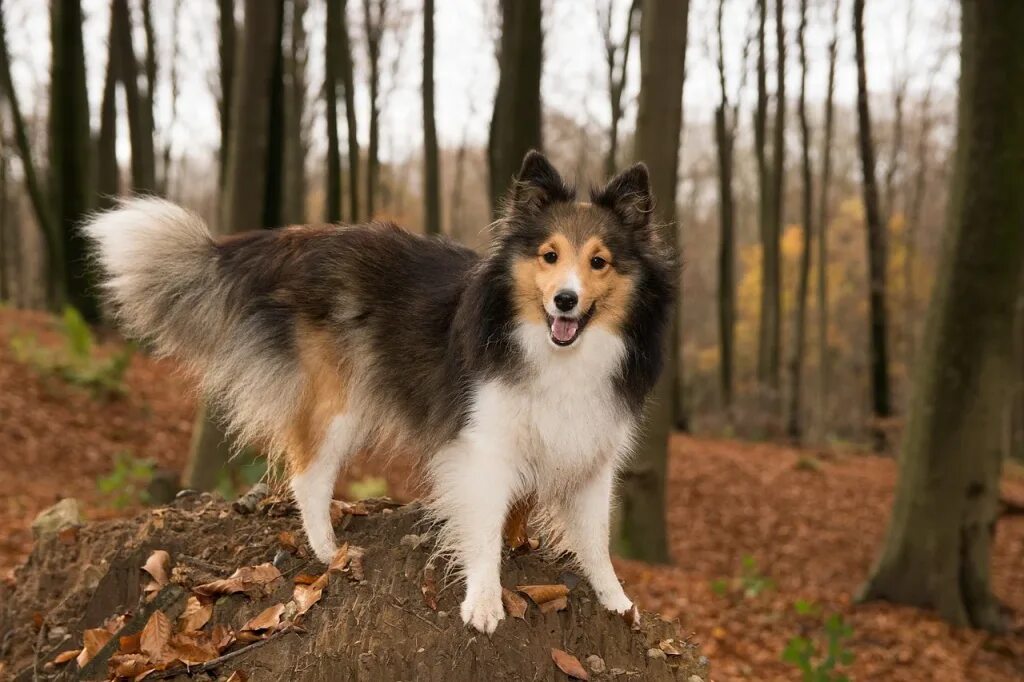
[3,0,959,168]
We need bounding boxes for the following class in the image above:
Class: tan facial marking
[287,326,351,474]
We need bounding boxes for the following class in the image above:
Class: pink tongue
[551,317,579,343]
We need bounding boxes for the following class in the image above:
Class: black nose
[554,290,578,312]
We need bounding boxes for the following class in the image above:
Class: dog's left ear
[592,163,654,235]
[505,150,574,215]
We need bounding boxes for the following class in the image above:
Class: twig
[147,629,288,679]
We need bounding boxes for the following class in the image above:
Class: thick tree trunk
[816,0,839,438]
[713,0,735,409]
[190,0,285,491]
[96,2,120,211]
[284,0,308,225]
[50,0,95,320]
[325,0,343,223]
[0,2,61,308]
[363,0,386,218]
[762,0,785,391]
[338,0,360,223]
[262,7,287,229]
[786,0,813,441]
[112,0,157,195]
[860,0,1024,632]
[488,0,542,215]
[422,0,441,235]
[753,0,771,388]
[853,0,893,450]
[217,0,236,192]
[614,0,689,564]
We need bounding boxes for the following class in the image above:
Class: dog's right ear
[504,150,574,216]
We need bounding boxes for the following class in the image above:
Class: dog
[84,151,675,633]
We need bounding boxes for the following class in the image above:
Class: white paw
[598,590,635,617]
[309,538,338,564]
[460,588,505,634]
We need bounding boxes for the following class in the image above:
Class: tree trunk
[754,0,771,387]
[614,0,689,564]
[0,140,7,302]
[160,0,183,196]
[112,0,157,195]
[50,0,96,320]
[284,0,308,225]
[262,6,287,229]
[860,0,1024,631]
[713,0,735,409]
[786,0,813,441]
[324,0,343,223]
[97,1,120,211]
[422,0,441,235]
[0,1,61,307]
[190,0,285,491]
[601,0,639,178]
[488,0,543,215]
[816,0,839,438]
[338,0,360,223]
[217,0,236,192]
[763,0,785,391]
[853,0,893,450]
[363,0,386,218]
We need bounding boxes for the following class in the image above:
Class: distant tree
[112,0,157,195]
[860,0,1024,631]
[325,0,343,222]
[188,0,286,490]
[0,136,7,301]
[284,0,309,224]
[338,0,360,222]
[363,0,387,218]
[614,0,690,564]
[160,0,183,196]
[816,0,840,435]
[786,0,813,440]
[217,0,237,191]
[753,0,772,387]
[422,0,441,235]
[853,0,892,449]
[51,0,96,320]
[597,0,639,177]
[97,1,121,210]
[262,1,287,228]
[488,0,542,215]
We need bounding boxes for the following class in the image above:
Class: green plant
[97,453,155,509]
[739,554,774,598]
[782,613,855,682]
[11,306,134,398]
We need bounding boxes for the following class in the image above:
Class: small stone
[688,676,705,682]
[646,648,667,660]
[232,483,269,514]
[31,499,82,540]
[585,655,606,673]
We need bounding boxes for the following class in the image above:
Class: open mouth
[546,305,595,347]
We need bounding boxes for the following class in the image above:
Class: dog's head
[495,150,663,349]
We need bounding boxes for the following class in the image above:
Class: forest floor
[1,306,1023,681]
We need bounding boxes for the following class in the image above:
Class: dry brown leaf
[76,628,113,668]
[503,495,535,549]
[178,596,213,632]
[329,499,369,521]
[141,550,171,599]
[164,632,219,665]
[501,588,528,620]
[326,544,350,572]
[52,649,80,665]
[140,610,172,663]
[109,653,154,678]
[516,584,570,608]
[658,638,683,656]
[225,672,249,682]
[551,648,590,680]
[539,595,568,614]
[277,531,299,553]
[292,583,323,618]
[193,563,282,598]
[210,623,235,653]
[241,603,285,633]
[293,573,320,586]
[118,632,142,654]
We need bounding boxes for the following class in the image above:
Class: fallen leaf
[118,632,142,654]
[501,588,528,620]
[539,595,568,613]
[241,603,286,633]
[551,648,589,680]
[109,653,154,678]
[141,550,171,600]
[76,628,113,668]
[226,672,249,682]
[330,499,369,521]
[277,531,299,553]
[421,563,438,611]
[327,544,350,572]
[194,563,282,598]
[293,573,320,586]
[140,610,172,663]
[52,649,80,665]
[178,596,213,632]
[516,584,570,610]
[658,638,682,656]
[503,496,534,549]
[292,583,323,618]
[210,623,235,653]
[167,631,220,665]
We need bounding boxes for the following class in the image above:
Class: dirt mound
[0,493,708,681]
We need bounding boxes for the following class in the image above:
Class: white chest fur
[467,323,635,497]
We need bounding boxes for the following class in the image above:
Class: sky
[2,0,960,170]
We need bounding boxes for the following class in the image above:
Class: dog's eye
[590,256,608,270]
[542,251,558,264]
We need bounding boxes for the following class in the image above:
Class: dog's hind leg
[289,415,358,563]
[554,463,634,616]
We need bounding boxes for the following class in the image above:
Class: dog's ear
[504,150,573,215]
[592,163,654,236]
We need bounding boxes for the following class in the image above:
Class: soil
[1,307,1023,681]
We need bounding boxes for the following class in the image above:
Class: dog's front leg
[558,464,635,617]
[430,436,517,634]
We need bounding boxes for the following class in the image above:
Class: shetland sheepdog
[84,151,674,633]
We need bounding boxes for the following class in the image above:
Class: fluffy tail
[84,197,301,448]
